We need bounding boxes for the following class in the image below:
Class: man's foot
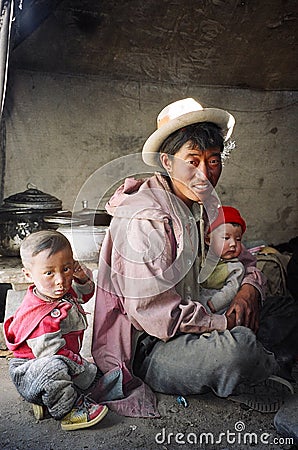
[228,375,294,413]
[60,395,108,431]
[31,403,44,420]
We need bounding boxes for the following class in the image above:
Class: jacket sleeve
[109,217,227,341]
[238,245,266,302]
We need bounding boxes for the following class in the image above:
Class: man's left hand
[226,284,260,333]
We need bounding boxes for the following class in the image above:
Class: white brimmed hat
[142,98,235,167]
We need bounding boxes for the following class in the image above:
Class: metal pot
[73,200,111,226]
[43,213,89,227]
[58,225,108,261]
[0,184,63,256]
[43,201,110,261]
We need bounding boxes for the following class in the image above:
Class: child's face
[23,246,74,300]
[207,223,242,260]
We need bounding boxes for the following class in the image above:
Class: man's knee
[227,326,276,373]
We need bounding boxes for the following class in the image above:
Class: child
[200,205,246,314]
[4,230,108,431]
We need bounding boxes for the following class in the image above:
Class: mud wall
[3,70,298,245]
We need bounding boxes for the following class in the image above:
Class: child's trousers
[9,355,85,419]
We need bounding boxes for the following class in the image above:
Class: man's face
[160,142,222,206]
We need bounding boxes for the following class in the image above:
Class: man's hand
[226,311,236,330]
[225,284,260,333]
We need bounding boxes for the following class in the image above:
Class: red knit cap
[208,206,246,234]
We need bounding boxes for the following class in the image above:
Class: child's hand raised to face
[73,261,89,284]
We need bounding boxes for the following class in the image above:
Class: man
[91,98,294,417]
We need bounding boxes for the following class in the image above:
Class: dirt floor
[0,354,297,450]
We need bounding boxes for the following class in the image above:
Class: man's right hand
[225,311,237,330]
[226,284,260,332]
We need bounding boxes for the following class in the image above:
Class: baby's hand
[73,261,89,284]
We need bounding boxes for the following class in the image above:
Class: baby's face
[209,223,242,260]
[23,246,74,300]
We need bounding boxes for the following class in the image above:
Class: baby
[4,230,108,431]
[200,205,246,314]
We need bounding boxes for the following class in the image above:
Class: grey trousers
[134,326,279,397]
[9,355,84,420]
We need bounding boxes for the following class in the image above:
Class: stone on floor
[274,394,298,444]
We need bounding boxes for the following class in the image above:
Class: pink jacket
[92,174,265,416]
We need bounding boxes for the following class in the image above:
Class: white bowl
[58,225,108,261]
